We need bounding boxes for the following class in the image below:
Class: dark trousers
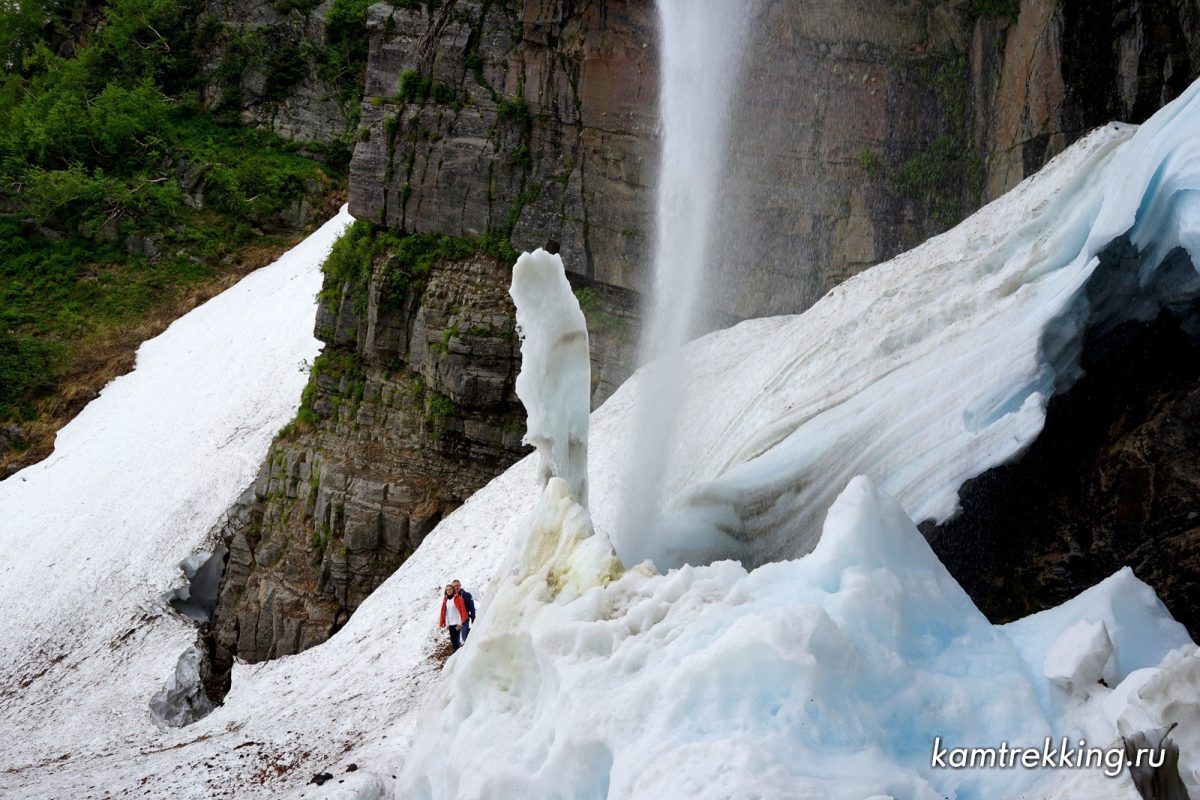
[448,624,463,649]
[461,620,471,642]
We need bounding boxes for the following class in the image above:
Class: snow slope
[3,80,1200,799]
[0,207,352,786]
[603,77,1200,568]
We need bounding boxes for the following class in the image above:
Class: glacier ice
[604,78,1200,571]
[1042,619,1114,691]
[396,475,1194,800]
[148,645,215,728]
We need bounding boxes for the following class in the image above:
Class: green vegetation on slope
[317,219,516,321]
[279,220,515,439]
[0,0,369,468]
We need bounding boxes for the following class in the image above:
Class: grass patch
[0,0,351,468]
[319,220,518,318]
[573,287,627,335]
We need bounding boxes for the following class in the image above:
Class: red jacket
[439,594,469,627]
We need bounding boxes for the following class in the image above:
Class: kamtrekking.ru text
[930,736,1167,778]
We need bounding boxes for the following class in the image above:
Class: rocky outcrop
[200,0,364,150]
[972,0,1200,201]
[349,0,659,290]
[206,244,525,677]
[204,230,636,689]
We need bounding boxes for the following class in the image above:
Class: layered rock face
[205,237,635,685]
[975,0,1200,200]
[200,0,362,149]
[347,0,1200,317]
[206,246,527,679]
[349,0,659,290]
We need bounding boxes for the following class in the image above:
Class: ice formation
[1043,620,1116,690]
[510,248,592,507]
[393,470,1197,799]
[4,79,1200,800]
[400,477,1034,799]
[604,76,1200,569]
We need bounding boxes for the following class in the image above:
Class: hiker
[452,579,476,642]
[439,583,469,650]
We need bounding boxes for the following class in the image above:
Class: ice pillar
[509,249,591,507]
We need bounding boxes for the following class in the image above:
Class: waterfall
[616,0,757,565]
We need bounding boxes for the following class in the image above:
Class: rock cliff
[348,0,659,290]
[204,227,635,691]
[199,0,368,156]
[205,239,523,686]
[347,0,1200,316]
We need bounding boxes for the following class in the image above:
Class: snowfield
[2,80,1200,799]
[0,207,352,794]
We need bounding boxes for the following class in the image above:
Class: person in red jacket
[439,583,470,650]
[452,579,476,642]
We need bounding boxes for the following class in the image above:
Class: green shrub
[0,0,352,434]
[318,0,368,107]
[425,391,458,427]
[397,69,460,107]
[319,220,377,309]
[496,95,529,128]
[264,45,307,102]
[0,336,63,419]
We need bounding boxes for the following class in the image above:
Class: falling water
[617,0,757,565]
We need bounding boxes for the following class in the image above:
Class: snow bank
[0,207,352,778]
[510,248,591,507]
[396,476,1192,799]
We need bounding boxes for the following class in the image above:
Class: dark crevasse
[167,545,229,624]
[922,239,1200,638]
[152,546,230,727]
